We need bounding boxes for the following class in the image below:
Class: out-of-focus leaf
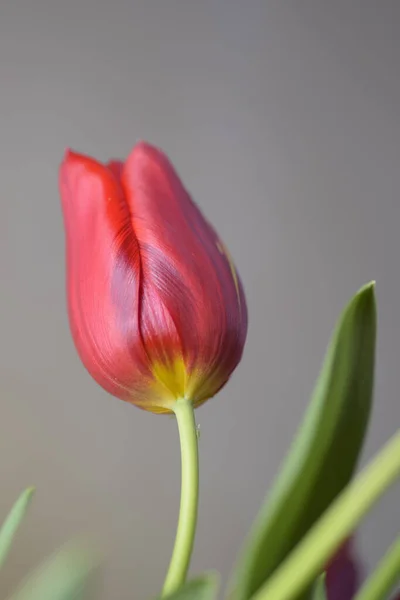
[354,536,400,600]
[250,427,400,600]
[311,575,327,600]
[6,541,100,600]
[0,488,35,569]
[160,573,218,600]
[232,282,376,600]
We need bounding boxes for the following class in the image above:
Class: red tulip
[325,538,360,600]
[59,142,247,413]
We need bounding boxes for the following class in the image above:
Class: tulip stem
[162,398,199,596]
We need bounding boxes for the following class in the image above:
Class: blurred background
[1,1,399,598]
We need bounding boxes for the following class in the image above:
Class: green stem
[251,429,400,600]
[162,398,199,596]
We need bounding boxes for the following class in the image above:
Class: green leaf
[251,427,400,600]
[0,488,35,569]
[6,541,99,600]
[311,574,327,600]
[354,535,400,600]
[231,282,376,600]
[160,573,218,600]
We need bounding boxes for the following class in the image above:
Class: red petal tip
[131,140,160,157]
[62,148,82,164]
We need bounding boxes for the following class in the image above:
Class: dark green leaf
[231,282,376,600]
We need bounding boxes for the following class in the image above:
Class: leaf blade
[354,536,400,600]
[232,282,376,600]
[6,541,100,600]
[0,488,35,569]
[251,427,400,600]
[311,575,327,600]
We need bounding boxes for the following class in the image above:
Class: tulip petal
[60,150,152,404]
[120,142,247,405]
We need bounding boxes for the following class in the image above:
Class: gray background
[1,1,399,598]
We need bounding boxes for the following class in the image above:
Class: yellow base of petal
[134,358,219,414]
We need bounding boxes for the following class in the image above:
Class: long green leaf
[0,488,35,569]
[251,427,400,600]
[6,541,99,600]
[160,573,218,600]
[311,575,327,600]
[354,536,400,600]
[231,282,376,600]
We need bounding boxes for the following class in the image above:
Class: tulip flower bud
[59,142,247,413]
[325,539,360,600]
